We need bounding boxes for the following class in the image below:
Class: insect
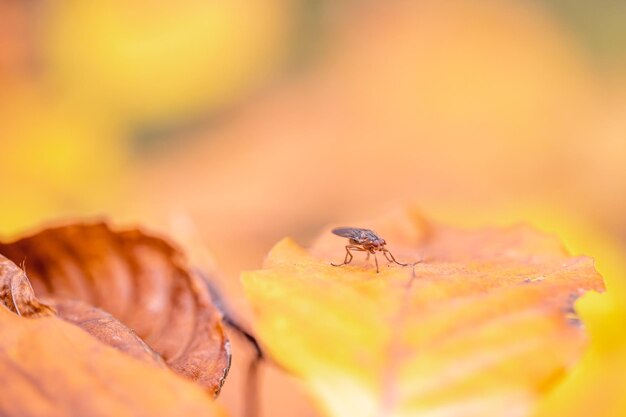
[330,227,408,273]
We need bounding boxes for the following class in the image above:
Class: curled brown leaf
[0,222,230,396]
[0,256,224,417]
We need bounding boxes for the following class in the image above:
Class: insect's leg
[331,245,353,266]
[383,248,409,266]
[344,246,353,264]
[332,245,366,267]
[366,252,370,260]
[373,252,379,273]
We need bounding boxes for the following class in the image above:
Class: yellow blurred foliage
[44,0,295,124]
[1,0,295,238]
[0,86,124,236]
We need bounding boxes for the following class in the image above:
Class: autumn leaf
[0,255,230,417]
[242,208,605,417]
[412,204,626,416]
[0,222,231,417]
[532,289,626,417]
[530,215,626,417]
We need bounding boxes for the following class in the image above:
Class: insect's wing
[331,227,362,239]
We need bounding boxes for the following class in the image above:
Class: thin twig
[196,270,265,417]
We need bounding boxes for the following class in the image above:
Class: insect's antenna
[384,248,409,266]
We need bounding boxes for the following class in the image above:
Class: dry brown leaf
[0,252,229,417]
[0,222,230,396]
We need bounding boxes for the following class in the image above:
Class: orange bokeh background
[1,1,625,416]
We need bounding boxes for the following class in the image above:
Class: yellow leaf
[243,209,604,417]
[519,209,626,417]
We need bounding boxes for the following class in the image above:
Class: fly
[330,227,408,273]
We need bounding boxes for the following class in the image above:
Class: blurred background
[1,0,625,416]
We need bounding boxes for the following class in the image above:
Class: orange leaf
[242,209,604,417]
[0,222,230,397]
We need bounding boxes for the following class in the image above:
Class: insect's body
[336,228,385,249]
[331,227,407,273]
